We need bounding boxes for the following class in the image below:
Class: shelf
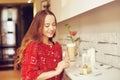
[0,46,16,48]
[51,0,114,22]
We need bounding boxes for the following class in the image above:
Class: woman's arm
[36,60,69,80]
[36,42,70,80]
[37,49,70,80]
[36,70,59,80]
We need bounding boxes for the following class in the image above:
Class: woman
[15,9,69,80]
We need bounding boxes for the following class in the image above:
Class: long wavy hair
[15,9,57,70]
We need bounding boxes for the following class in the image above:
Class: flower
[65,24,80,43]
[70,31,77,36]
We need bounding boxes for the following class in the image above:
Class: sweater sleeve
[21,42,43,80]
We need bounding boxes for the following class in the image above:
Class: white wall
[55,0,120,68]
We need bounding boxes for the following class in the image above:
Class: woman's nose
[49,25,54,30]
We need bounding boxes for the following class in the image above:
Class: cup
[67,43,76,61]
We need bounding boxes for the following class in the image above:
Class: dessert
[80,64,92,75]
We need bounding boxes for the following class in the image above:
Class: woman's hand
[55,59,70,75]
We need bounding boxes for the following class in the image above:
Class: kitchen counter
[64,56,120,80]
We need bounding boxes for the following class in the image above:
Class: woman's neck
[42,37,53,45]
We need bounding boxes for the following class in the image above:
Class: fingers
[56,60,70,72]
[64,57,70,65]
[65,62,70,68]
[63,60,70,68]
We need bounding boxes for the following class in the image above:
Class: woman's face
[42,14,56,38]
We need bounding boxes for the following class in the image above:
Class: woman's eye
[45,25,49,27]
[44,23,56,27]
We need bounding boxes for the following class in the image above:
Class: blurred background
[0,0,120,80]
[0,0,33,71]
[0,0,40,80]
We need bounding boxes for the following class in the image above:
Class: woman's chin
[48,35,54,38]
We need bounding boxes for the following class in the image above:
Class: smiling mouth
[48,32,54,36]
[48,31,54,34]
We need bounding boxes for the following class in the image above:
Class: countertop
[65,56,120,80]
